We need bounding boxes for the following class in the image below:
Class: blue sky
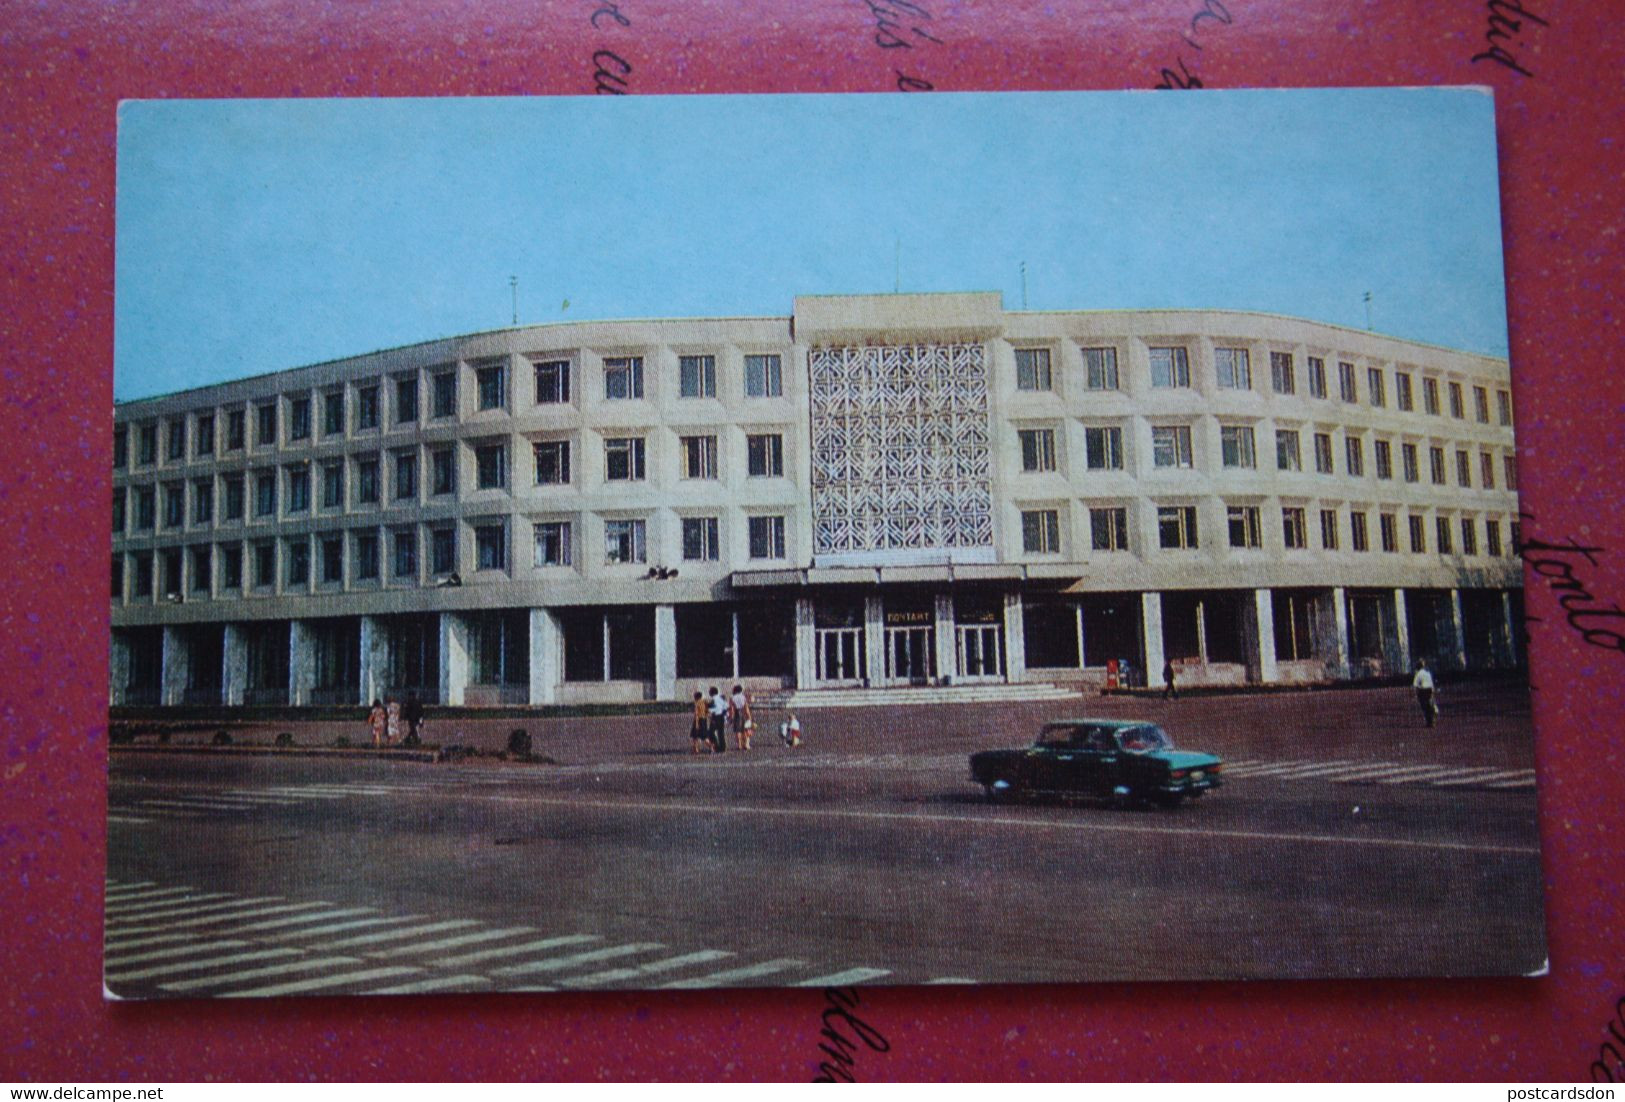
[115,88,1508,400]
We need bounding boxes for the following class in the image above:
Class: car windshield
[1119,726,1172,753]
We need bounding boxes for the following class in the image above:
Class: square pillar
[1391,589,1413,674]
[934,593,956,684]
[1500,591,1519,667]
[160,625,189,706]
[439,612,469,707]
[1002,591,1027,683]
[1447,589,1468,671]
[1141,592,1165,689]
[528,607,562,705]
[223,624,247,706]
[109,630,132,707]
[288,620,317,707]
[1251,589,1278,684]
[1329,587,1351,679]
[653,603,677,701]
[863,593,884,687]
[359,615,389,706]
[794,597,816,689]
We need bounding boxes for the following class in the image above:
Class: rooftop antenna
[510,276,519,325]
[1363,290,1372,331]
[1021,261,1028,310]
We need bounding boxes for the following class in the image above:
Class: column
[223,624,247,706]
[730,610,741,682]
[934,593,956,685]
[1329,587,1351,679]
[109,630,131,707]
[1002,591,1027,683]
[1447,589,1468,671]
[528,608,562,705]
[794,597,816,689]
[1141,592,1165,689]
[653,603,677,701]
[160,625,189,706]
[288,620,317,707]
[1392,589,1413,673]
[1251,588,1279,684]
[359,616,389,706]
[439,611,469,707]
[1500,591,1519,667]
[863,593,884,686]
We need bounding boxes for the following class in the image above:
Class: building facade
[109,292,1523,708]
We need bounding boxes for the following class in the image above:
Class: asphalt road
[105,679,1546,999]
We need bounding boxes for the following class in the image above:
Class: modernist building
[109,292,1523,708]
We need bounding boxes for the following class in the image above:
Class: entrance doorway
[885,626,934,682]
[957,623,1003,680]
[816,627,865,683]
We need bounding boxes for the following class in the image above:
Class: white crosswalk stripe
[1221,758,1536,791]
[492,942,665,977]
[104,886,199,905]
[221,967,425,998]
[111,902,331,936]
[107,814,153,825]
[363,974,493,995]
[105,940,254,968]
[161,956,364,993]
[104,897,293,930]
[204,908,379,936]
[107,947,302,982]
[794,967,891,987]
[379,927,536,956]
[265,915,425,941]
[438,935,599,968]
[662,958,805,988]
[310,920,482,950]
[561,949,733,988]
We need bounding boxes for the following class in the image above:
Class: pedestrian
[1163,659,1177,700]
[707,685,729,753]
[690,690,711,754]
[368,698,387,748]
[385,696,402,745]
[1412,660,1438,728]
[403,692,424,745]
[730,684,754,751]
[779,712,803,747]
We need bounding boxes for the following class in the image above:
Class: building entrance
[817,628,865,683]
[885,626,934,682]
[957,623,1002,680]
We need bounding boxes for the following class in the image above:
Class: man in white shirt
[1412,660,1437,728]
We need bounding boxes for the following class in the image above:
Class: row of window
[113,355,791,470]
[1017,502,1520,559]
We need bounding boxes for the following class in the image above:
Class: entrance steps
[754,682,1082,710]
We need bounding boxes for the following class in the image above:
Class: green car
[969,719,1223,808]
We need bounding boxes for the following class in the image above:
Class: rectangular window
[1461,517,1478,556]
[1409,515,1426,553]
[1350,511,1369,552]
[1338,362,1357,403]
[1220,425,1256,469]
[1015,348,1052,391]
[1319,509,1340,550]
[748,515,787,559]
[1149,346,1190,388]
[395,452,418,499]
[1215,347,1251,389]
[164,482,185,528]
[534,360,570,405]
[1021,509,1061,554]
[1082,347,1119,390]
[744,354,783,397]
[1227,505,1262,549]
[1423,377,1441,415]
[1374,439,1393,480]
[313,462,339,510]
[606,518,648,564]
[682,516,721,561]
[1480,451,1496,489]
[289,397,311,441]
[1152,425,1193,469]
[1448,381,1465,419]
[1486,518,1503,557]
[431,525,456,575]
[1345,435,1365,477]
[256,403,277,446]
[1504,453,1518,491]
[131,551,153,597]
[357,385,380,431]
[113,426,128,469]
[254,542,275,588]
[111,555,124,599]
[1497,390,1513,426]
[1396,372,1414,411]
[1282,507,1307,549]
[1157,505,1198,550]
[221,545,242,590]
[1019,428,1057,472]
[220,476,243,521]
[323,392,344,436]
[191,545,211,593]
[1307,356,1327,398]
[433,370,458,418]
[286,467,309,513]
[136,486,156,530]
[1090,507,1129,551]
[1084,427,1124,471]
[476,520,508,572]
[430,447,456,495]
[226,411,246,451]
[193,413,214,456]
[534,440,570,485]
[1367,368,1386,408]
[355,457,380,504]
[1402,443,1420,483]
[254,472,276,517]
[476,443,508,490]
[285,538,309,586]
[681,435,719,479]
[1379,513,1398,553]
[477,362,506,410]
[1474,386,1490,423]
[354,532,379,580]
[112,488,126,534]
[605,437,646,481]
[1436,516,1454,554]
[1430,446,1447,485]
[1270,351,1295,394]
[679,354,716,398]
[1455,449,1472,488]
[746,434,784,477]
[392,530,417,579]
[136,423,156,464]
[166,419,186,460]
[1314,433,1334,474]
[192,479,213,525]
[604,356,645,400]
[162,550,183,596]
[321,536,343,584]
[534,521,572,567]
[397,378,419,424]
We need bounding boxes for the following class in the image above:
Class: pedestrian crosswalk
[1220,758,1536,792]
[103,876,953,998]
[108,774,525,824]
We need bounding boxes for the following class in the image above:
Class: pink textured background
[3,0,1621,1082]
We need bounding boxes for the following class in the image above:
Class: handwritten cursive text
[811,986,891,1082]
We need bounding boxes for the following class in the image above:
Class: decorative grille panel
[809,343,993,558]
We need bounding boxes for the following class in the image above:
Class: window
[355,457,380,504]
[1374,439,1393,480]
[322,461,344,508]
[679,354,716,398]
[1019,428,1057,472]
[323,392,344,436]
[1480,451,1496,489]
[289,397,311,441]
[1455,449,1472,488]
[136,424,157,465]
[254,471,276,517]
[475,520,508,571]
[1350,511,1369,552]
[604,356,644,400]
[191,545,211,593]
[605,518,647,564]
[748,515,787,559]
[1436,516,1454,554]
[681,435,719,479]
[226,410,246,451]
[254,542,275,588]
[1227,505,1262,549]
[1021,509,1061,554]
[396,378,419,424]
[532,360,569,405]
[221,545,242,589]
[430,525,456,575]
[321,536,343,584]
[1448,381,1465,419]
[1497,390,1513,426]
[1474,386,1490,423]
[1270,351,1295,394]
[747,434,784,477]
[1083,347,1118,390]
[534,521,572,567]
[131,552,152,597]
[285,538,309,586]
[353,532,379,580]
[1314,432,1334,474]
[164,483,185,528]
[1379,513,1399,553]
[135,486,156,529]
[1423,377,1441,415]
[1149,346,1190,388]
[1152,425,1193,469]
[112,488,125,534]
[466,362,503,412]
[192,479,213,525]
[162,550,182,597]
[682,516,720,561]
[431,447,456,495]
[433,370,458,418]
[476,443,508,490]
[1402,443,1420,483]
[191,413,214,456]
[286,467,309,513]
[1396,372,1414,411]
[256,403,277,446]
[1308,356,1327,398]
[1015,348,1052,391]
[1345,435,1365,477]
[222,476,243,521]
[1430,446,1447,485]
[1338,362,1357,403]
[1157,505,1198,549]
[534,440,570,485]
[1220,425,1256,469]
[1461,517,1478,556]
[605,437,646,481]
[1367,368,1386,408]
[1504,453,1518,491]
[1319,509,1339,550]
[1409,515,1426,553]
[166,419,186,461]
[1282,507,1307,549]
[1214,347,1251,389]
[357,385,381,430]
[111,556,124,599]
[1084,427,1123,470]
[395,451,418,500]
[744,354,782,397]
[392,530,417,578]
[1486,518,1503,557]
[1090,507,1129,551]
[113,426,128,469]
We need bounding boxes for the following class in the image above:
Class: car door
[1071,726,1122,796]
[1028,726,1080,794]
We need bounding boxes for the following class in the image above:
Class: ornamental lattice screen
[808,343,993,558]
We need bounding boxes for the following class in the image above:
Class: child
[779,713,802,747]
